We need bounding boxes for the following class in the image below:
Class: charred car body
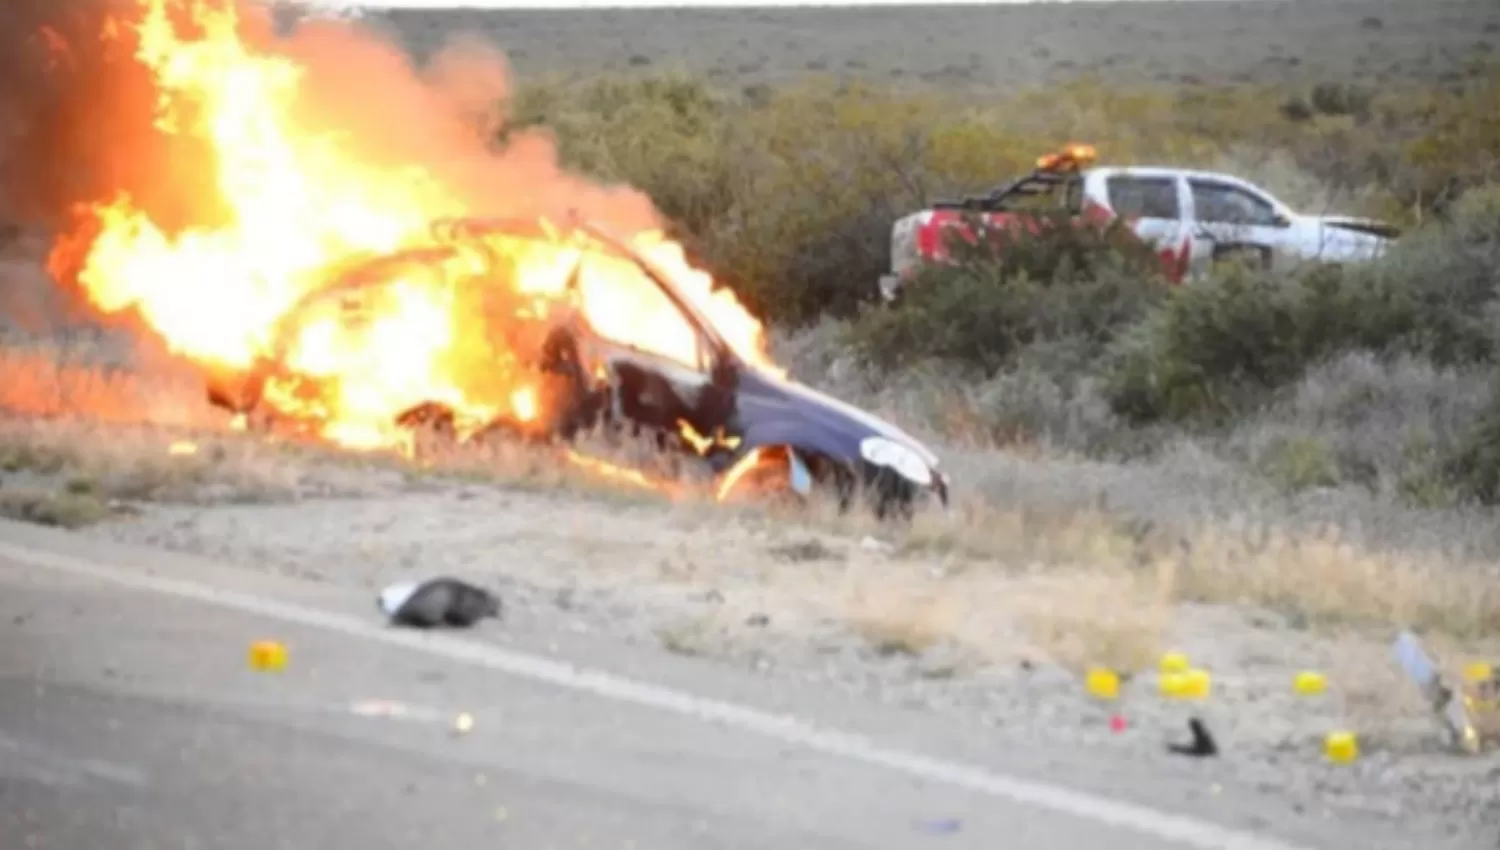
[205,216,949,517]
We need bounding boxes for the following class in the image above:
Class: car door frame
[1089,168,1193,281]
[1182,175,1304,275]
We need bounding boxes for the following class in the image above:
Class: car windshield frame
[567,219,738,370]
[274,216,741,381]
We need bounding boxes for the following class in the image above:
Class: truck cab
[878,146,1399,303]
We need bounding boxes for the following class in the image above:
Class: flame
[677,418,741,456]
[714,446,778,502]
[47,0,781,463]
[564,449,680,496]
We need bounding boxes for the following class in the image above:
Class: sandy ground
[350,0,1500,91]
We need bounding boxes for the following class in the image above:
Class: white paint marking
[0,540,1307,850]
[0,731,150,788]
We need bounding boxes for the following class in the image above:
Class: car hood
[1313,215,1402,241]
[730,366,943,471]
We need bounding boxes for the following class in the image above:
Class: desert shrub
[1354,183,1500,365]
[503,72,739,238]
[1445,377,1500,506]
[502,67,1500,327]
[1218,353,1490,505]
[841,212,1168,375]
[1105,183,1500,425]
[1103,262,1363,424]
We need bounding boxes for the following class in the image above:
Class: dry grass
[842,582,965,659]
[0,414,366,508]
[1,336,1493,684]
[4,347,1493,703]
[1013,569,1175,676]
[700,470,1500,674]
[0,485,117,529]
[0,344,213,426]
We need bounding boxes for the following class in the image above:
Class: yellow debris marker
[1180,668,1212,700]
[1085,667,1120,701]
[1324,731,1359,764]
[1293,671,1327,696]
[1159,651,1190,675]
[248,640,288,672]
[1159,672,1186,698]
[1462,661,1494,684]
[1158,670,1210,699]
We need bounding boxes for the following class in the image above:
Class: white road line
[0,731,150,788]
[0,540,1307,850]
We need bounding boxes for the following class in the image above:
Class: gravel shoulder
[50,474,1500,847]
[0,513,1476,850]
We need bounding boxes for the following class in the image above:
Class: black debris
[378,577,502,629]
[1167,717,1219,758]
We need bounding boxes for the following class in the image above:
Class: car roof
[1084,165,1261,186]
[314,215,743,369]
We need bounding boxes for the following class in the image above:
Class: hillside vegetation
[499,68,1500,513]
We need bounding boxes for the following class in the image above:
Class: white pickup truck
[878,145,1401,302]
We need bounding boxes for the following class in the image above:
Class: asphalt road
[0,518,1453,850]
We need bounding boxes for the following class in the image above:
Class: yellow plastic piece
[1159,651,1191,675]
[248,640,288,672]
[1159,672,1185,698]
[1462,661,1494,684]
[1293,671,1327,696]
[1179,668,1212,700]
[1324,731,1359,764]
[1085,667,1120,701]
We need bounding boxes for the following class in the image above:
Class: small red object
[1109,714,1128,733]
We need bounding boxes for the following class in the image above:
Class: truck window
[1105,176,1179,219]
[1189,180,1282,227]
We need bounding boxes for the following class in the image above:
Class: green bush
[1104,183,1500,426]
[1443,376,1500,507]
[1103,262,1359,424]
[841,212,1168,375]
[500,68,1500,328]
[498,68,1500,479]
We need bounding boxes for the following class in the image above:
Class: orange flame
[48,0,780,459]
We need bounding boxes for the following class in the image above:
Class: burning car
[30,0,946,518]
[203,214,950,517]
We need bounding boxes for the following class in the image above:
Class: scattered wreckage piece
[1391,629,1489,755]
[1166,716,1219,758]
[378,577,502,629]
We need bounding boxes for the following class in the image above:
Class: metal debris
[1391,630,1481,755]
[1166,717,1218,758]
